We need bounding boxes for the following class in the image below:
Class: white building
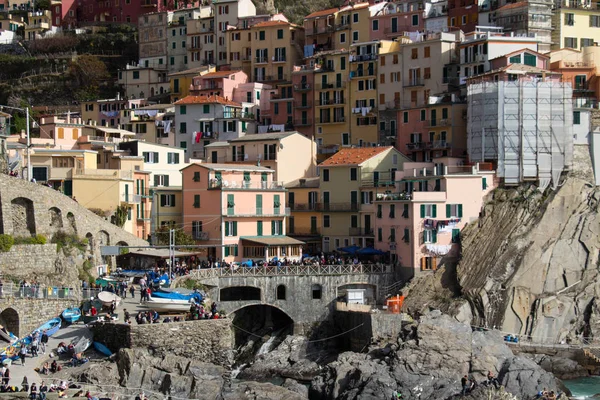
[214,0,257,66]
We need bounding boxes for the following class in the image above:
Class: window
[323,215,330,228]
[352,31,359,41]
[452,229,461,244]
[277,29,283,39]
[411,48,418,59]
[565,13,574,26]
[180,122,187,133]
[378,227,382,242]
[192,221,202,238]
[461,15,466,25]
[565,37,577,49]
[403,112,409,123]
[389,204,395,218]
[482,177,488,190]
[523,53,536,67]
[271,220,283,235]
[180,141,187,149]
[276,285,286,300]
[446,203,463,218]
[581,38,595,48]
[143,152,159,163]
[340,33,346,43]
[259,30,265,40]
[180,105,187,115]
[167,152,180,164]
[312,284,322,299]
[574,111,581,125]
[133,71,139,79]
[350,168,357,181]
[390,228,396,242]
[509,55,521,64]
[403,228,410,243]
[342,132,350,146]
[274,103,279,115]
[225,221,237,237]
[322,169,330,181]
[353,13,358,22]
[372,20,379,31]
[257,221,263,236]
[350,215,358,228]
[423,229,437,243]
[412,14,419,26]
[160,194,176,207]
[420,204,437,218]
[424,46,430,58]
[377,204,382,218]
[154,175,170,187]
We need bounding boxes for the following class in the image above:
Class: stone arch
[229,304,294,345]
[48,207,63,231]
[11,197,35,236]
[220,286,261,301]
[66,212,77,234]
[116,241,129,247]
[276,284,286,300]
[97,230,110,246]
[0,308,20,337]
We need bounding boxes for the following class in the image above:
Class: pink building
[134,169,152,240]
[373,157,495,278]
[181,163,303,263]
[190,70,249,100]
[370,0,424,41]
[489,49,549,71]
[75,0,190,25]
[39,114,85,149]
[51,0,77,27]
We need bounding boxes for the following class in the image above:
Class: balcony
[349,227,374,236]
[255,57,268,64]
[404,78,425,87]
[379,129,395,138]
[293,83,311,91]
[220,111,254,119]
[375,192,412,201]
[73,168,133,180]
[432,140,451,149]
[228,152,276,162]
[289,228,321,236]
[28,21,49,29]
[316,116,346,124]
[290,202,322,211]
[273,56,287,63]
[306,25,334,35]
[208,179,285,190]
[406,142,425,151]
[350,69,375,78]
[427,118,450,127]
[193,231,209,240]
[121,194,141,204]
[270,92,293,101]
[222,207,291,217]
[322,202,359,212]
[350,54,377,62]
[561,0,600,9]
[296,101,312,109]
[316,82,346,90]
[384,27,402,36]
[335,21,350,30]
[317,98,345,106]
[201,26,214,32]
[293,119,312,126]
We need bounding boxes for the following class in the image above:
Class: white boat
[141,296,192,312]
[97,291,122,307]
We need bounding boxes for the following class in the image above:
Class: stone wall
[92,320,234,367]
[0,244,61,280]
[0,297,75,336]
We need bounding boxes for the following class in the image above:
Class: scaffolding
[467,80,573,190]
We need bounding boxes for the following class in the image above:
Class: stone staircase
[584,348,600,363]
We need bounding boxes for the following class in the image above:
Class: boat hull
[97,291,122,307]
[93,342,112,356]
[142,297,191,312]
[61,308,81,324]
[35,318,61,337]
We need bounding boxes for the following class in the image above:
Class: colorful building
[550,46,600,108]
[373,157,495,278]
[370,0,422,41]
[286,177,322,254]
[75,0,185,25]
[181,163,302,262]
[168,65,215,103]
[551,0,600,51]
[318,146,410,252]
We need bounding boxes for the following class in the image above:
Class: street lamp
[0,104,31,180]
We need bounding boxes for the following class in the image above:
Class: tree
[68,55,109,94]
[154,226,195,247]
[34,0,51,10]
[111,205,128,228]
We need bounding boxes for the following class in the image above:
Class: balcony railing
[427,118,450,127]
[350,54,377,62]
[322,202,359,212]
[351,69,375,78]
[404,78,425,87]
[316,82,346,90]
[222,207,291,217]
[317,117,345,124]
[335,21,350,30]
[432,140,451,149]
[375,192,412,201]
[273,56,287,62]
[229,153,276,162]
[221,111,253,119]
[74,168,133,180]
[318,98,345,106]
[293,83,311,91]
[255,57,268,64]
[121,194,141,204]
[379,129,395,138]
[193,231,209,240]
[0,282,79,300]
[290,202,322,211]
[561,0,600,9]
[296,101,312,109]
[191,264,392,278]
[349,227,374,236]
[289,228,321,236]
[293,119,312,126]
[306,25,334,35]
[208,179,285,190]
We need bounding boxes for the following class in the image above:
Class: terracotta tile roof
[173,95,241,107]
[496,1,528,11]
[201,70,237,79]
[305,7,338,19]
[319,146,392,166]
[252,20,292,28]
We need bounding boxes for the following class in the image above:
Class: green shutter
[234,246,238,256]
[278,221,283,235]
[458,204,463,218]
[224,246,230,257]
[274,195,280,214]
[261,172,267,182]
[432,205,437,218]
[432,229,437,243]
[404,228,409,243]
[225,222,229,236]
[135,180,139,195]
[446,204,451,218]
[420,204,425,218]
[378,228,382,242]
[482,177,487,190]
[244,171,250,181]
[227,194,234,215]
[271,220,276,235]
[256,195,262,215]
[233,221,238,236]
[423,231,426,243]
[257,221,263,236]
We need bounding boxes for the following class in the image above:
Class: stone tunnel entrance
[220,286,261,301]
[231,305,293,347]
[0,308,19,337]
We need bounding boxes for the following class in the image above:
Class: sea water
[563,376,600,399]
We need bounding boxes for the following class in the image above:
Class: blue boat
[61,307,81,324]
[93,342,112,356]
[34,317,61,337]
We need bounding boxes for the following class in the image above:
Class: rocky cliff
[403,152,600,343]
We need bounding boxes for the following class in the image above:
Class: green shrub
[13,235,47,245]
[51,231,88,252]
[0,234,14,252]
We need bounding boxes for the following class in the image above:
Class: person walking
[129,285,135,299]
[40,331,48,354]
[30,338,38,358]
[18,346,27,365]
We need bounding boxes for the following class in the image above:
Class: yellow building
[551,0,600,50]
[335,3,371,49]
[249,20,304,83]
[152,187,183,230]
[311,50,351,149]
[29,149,97,195]
[286,177,321,254]
[25,10,51,41]
[227,26,252,76]
[168,65,215,103]
[318,146,410,252]
[348,40,400,146]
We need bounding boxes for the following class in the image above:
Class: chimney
[299,178,306,187]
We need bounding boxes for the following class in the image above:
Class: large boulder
[224,381,306,400]
[499,356,561,400]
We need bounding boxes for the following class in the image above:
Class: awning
[117,248,204,259]
[241,236,305,246]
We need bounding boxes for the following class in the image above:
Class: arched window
[311,284,322,300]
[276,284,286,300]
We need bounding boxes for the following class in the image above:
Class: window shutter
[233,221,238,236]
[432,229,437,243]
[423,231,426,243]
[175,153,180,163]
[154,152,159,162]
[225,222,229,236]
[378,228,382,242]
[458,204,463,218]
[257,221,263,236]
[278,221,283,235]
[167,153,172,164]
[170,195,175,206]
[432,205,437,218]
[432,258,437,270]
[234,246,238,256]
[271,220,275,235]
[136,180,140,195]
[420,257,426,271]
[224,246,229,257]
[160,195,166,207]
[404,228,409,243]
[482,177,487,190]
[223,121,227,131]
[446,204,451,218]
[164,175,170,187]
[420,204,425,218]
[154,175,160,186]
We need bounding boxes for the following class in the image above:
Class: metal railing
[191,263,392,278]
[350,54,377,62]
[293,119,312,126]
[208,179,285,190]
[222,207,291,217]
[318,98,345,106]
[404,78,425,87]
[293,83,311,91]
[193,232,209,240]
[349,227,374,236]
[0,282,80,300]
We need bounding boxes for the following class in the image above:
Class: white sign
[100,246,120,256]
